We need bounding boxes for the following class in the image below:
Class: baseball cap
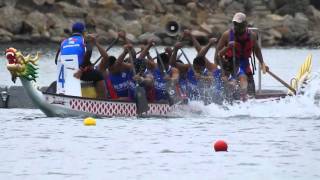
[72,22,86,33]
[232,12,246,23]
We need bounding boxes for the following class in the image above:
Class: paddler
[214,12,269,101]
[146,51,180,103]
[174,30,224,104]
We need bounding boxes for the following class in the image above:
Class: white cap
[232,12,246,23]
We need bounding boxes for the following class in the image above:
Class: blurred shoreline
[0,0,320,47]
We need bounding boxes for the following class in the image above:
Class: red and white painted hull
[44,92,181,117]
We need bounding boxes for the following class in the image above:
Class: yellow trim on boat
[288,54,312,95]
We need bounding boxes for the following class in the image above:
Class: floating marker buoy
[213,140,228,152]
[84,117,96,126]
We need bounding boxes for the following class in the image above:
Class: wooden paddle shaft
[267,70,296,95]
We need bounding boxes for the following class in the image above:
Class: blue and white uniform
[179,68,199,100]
[203,68,223,92]
[148,67,172,101]
[60,34,85,67]
[108,71,131,98]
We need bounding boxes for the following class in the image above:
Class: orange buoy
[213,140,228,152]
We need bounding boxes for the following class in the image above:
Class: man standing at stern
[215,12,269,100]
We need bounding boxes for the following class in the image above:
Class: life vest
[225,29,254,74]
[60,34,85,67]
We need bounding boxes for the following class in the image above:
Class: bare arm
[214,31,229,65]
[146,53,157,70]
[169,42,191,74]
[96,38,109,72]
[112,45,129,73]
[188,31,202,52]
[118,30,136,58]
[198,38,216,58]
[170,67,180,82]
[138,40,154,60]
[252,32,264,65]
[169,42,180,67]
[83,38,93,66]
[54,48,60,65]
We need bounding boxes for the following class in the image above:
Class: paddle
[128,49,149,115]
[267,69,296,95]
[232,42,237,79]
[154,47,179,106]
[180,48,195,72]
[92,37,119,66]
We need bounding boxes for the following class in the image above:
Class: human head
[232,12,247,35]
[164,47,173,57]
[107,56,117,68]
[157,53,170,69]
[193,56,206,73]
[72,22,86,34]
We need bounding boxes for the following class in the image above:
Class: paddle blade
[135,86,149,114]
[165,81,182,106]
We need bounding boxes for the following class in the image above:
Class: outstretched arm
[169,42,181,67]
[114,44,129,68]
[83,35,93,66]
[198,38,218,71]
[93,36,109,72]
[197,38,216,58]
[168,67,180,82]
[214,31,229,65]
[251,32,268,73]
[169,42,190,73]
[54,47,60,65]
[138,39,154,60]
[118,30,136,57]
[183,29,202,52]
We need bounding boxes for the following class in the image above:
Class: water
[0,46,320,179]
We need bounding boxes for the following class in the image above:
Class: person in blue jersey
[129,39,156,101]
[171,31,223,104]
[55,22,107,99]
[145,51,180,102]
[104,43,133,100]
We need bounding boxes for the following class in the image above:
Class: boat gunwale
[42,91,171,105]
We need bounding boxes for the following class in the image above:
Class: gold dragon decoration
[5,47,40,82]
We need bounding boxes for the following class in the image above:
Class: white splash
[177,71,320,119]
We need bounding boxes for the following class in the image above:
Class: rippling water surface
[0,46,320,179]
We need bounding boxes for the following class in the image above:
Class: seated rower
[126,41,155,101]
[102,43,133,101]
[174,30,224,103]
[169,42,198,100]
[146,51,181,103]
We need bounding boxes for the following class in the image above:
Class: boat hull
[43,92,182,117]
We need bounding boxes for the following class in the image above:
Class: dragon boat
[4,48,312,117]
[4,48,188,117]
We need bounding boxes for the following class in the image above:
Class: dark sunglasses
[233,21,246,27]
